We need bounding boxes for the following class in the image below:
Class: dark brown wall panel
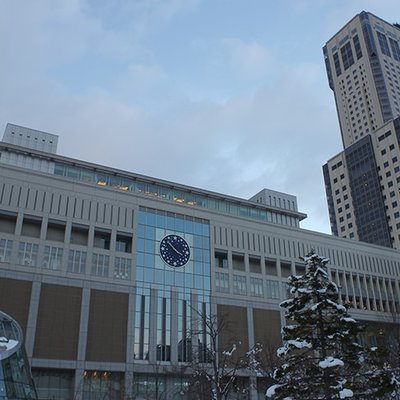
[217,304,248,361]
[253,308,281,349]
[0,278,32,334]
[34,284,82,360]
[86,290,128,363]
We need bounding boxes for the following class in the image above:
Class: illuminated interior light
[97,181,107,186]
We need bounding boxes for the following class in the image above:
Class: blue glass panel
[203,278,211,291]
[202,223,210,237]
[175,217,184,232]
[194,262,203,274]
[144,253,154,266]
[144,268,154,282]
[193,235,203,249]
[184,219,194,234]
[138,212,146,224]
[202,237,210,250]
[136,267,144,281]
[136,252,145,266]
[154,269,164,284]
[146,212,156,227]
[193,248,202,262]
[138,225,145,238]
[185,274,193,288]
[194,276,203,289]
[144,226,155,240]
[136,238,145,252]
[166,213,174,230]
[194,222,202,235]
[144,239,155,254]
[156,213,165,228]
[165,271,174,285]
[239,206,249,217]
[203,250,210,262]
[175,272,184,287]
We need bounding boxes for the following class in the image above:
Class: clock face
[159,234,190,268]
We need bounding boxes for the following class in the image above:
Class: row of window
[377,31,400,61]
[0,238,132,280]
[53,161,283,224]
[215,272,282,299]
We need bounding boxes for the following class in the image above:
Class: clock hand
[167,241,183,256]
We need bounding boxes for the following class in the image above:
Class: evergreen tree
[266,251,398,400]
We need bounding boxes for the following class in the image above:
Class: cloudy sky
[0,0,398,233]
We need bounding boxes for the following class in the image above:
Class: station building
[1,123,400,399]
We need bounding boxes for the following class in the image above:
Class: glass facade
[33,369,73,400]
[134,208,211,363]
[53,162,303,224]
[0,311,37,399]
[82,370,122,400]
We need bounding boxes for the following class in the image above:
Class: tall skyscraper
[323,11,400,249]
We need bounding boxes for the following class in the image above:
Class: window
[250,277,264,297]
[232,253,245,271]
[116,234,132,253]
[18,242,38,267]
[389,38,400,61]
[91,253,110,277]
[215,252,228,269]
[0,238,13,263]
[43,246,63,270]
[333,52,342,76]
[377,32,391,56]
[340,42,354,70]
[114,257,131,279]
[70,225,88,245]
[215,272,229,293]
[353,35,362,59]
[249,257,261,274]
[68,250,87,274]
[265,280,280,299]
[233,275,247,295]
[94,230,111,250]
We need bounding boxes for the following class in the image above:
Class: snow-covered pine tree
[266,251,397,400]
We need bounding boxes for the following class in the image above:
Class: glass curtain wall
[134,208,211,364]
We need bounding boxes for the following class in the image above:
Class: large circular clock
[159,234,190,267]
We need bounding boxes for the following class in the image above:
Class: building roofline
[0,141,308,221]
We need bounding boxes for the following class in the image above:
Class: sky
[0,0,399,234]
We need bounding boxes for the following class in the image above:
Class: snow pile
[0,337,18,352]
[339,388,353,398]
[277,339,312,356]
[222,343,236,356]
[341,317,356,323]
[266,384,282,398]
[318,356,344,369]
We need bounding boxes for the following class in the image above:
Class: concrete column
[149,286,158,362]
[77,285,91,361]
[25,278,41,359]
[247,306,257,400]
[125,288,136,398]
[170,287,179,363]
[73,368,85,400]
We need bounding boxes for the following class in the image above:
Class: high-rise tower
[323,11,400,249]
